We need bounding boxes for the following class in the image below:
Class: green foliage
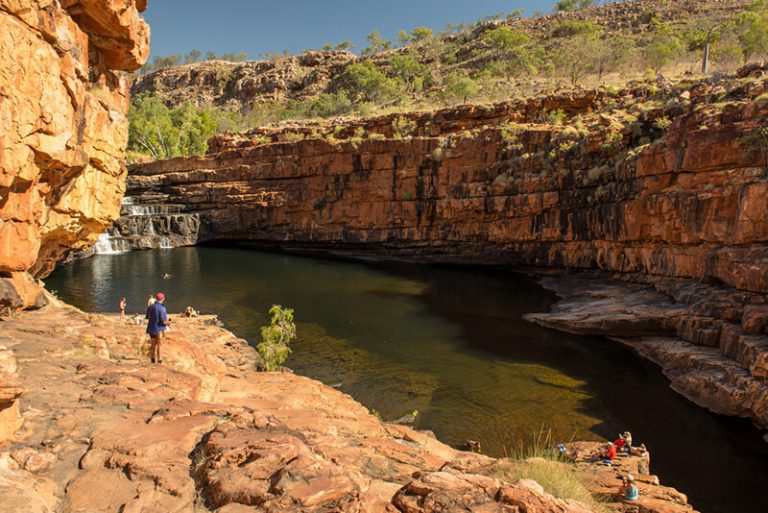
[410,26,434,42]
[554,0,595,11]
[731,8,768,63]
[389,55,431,91]
[256,305,297,372]
[444,72,479,103]
[643,29,684,72]
[347,62,401,103]
[128,95,217,159]
[552,19,600,38]
[392,116,417,138]
[546,109,567,125]
[653,116,673,131]
[139,50,249,74]
[362,29,392,55]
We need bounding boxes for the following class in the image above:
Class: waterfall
[93,233,128,255]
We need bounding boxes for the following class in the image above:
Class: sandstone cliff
[0,0,150,312]
[123,68,768,431]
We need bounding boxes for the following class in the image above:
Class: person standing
[146,292,170,364]
[147,294,156,308]
[119,297,126,321]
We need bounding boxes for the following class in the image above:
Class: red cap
[156,292,165,302]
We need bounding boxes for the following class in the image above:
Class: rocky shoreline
[526,273,768,438]
[0,297,697,512]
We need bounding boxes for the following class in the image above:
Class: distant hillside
[128,0,765,161]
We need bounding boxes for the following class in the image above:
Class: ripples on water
[47,246,768,513]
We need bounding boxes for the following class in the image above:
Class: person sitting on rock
[622,431,633,453]
[182,306,199,318]
[599,442,617,463]
[621,475,639,501]
[146,292,171,364]
[630,443,648,457]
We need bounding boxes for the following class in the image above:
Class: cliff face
[0,0,150,311]
[128,84,768,289]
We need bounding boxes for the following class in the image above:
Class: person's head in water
[156,292,165,303]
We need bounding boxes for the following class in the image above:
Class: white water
[93,233,129,255]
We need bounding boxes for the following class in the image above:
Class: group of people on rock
[596,430,647,502]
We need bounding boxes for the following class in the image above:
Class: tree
[256,305,297,372]
[335,40,354,52]
[593,35,633,82]
[346,61,401,102]
[410,26,434,42]
[362,29,391,55]
[397,30,412,46]
[128,95,218,160]
[483,26,533,77]
[184,49,201,64]
[682,23,722,73]
[555,0,595,11]
[445,72,479,103]
[205,51,217,60]
[389,55,430,91]
[731,6,768,63]
[643,28,684,73]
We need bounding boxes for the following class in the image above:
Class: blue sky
[143,0,567,59]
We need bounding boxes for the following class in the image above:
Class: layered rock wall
[129,89,768,290]
[0,0,150,311]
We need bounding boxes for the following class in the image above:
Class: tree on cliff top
[128,95,217,159]
[257,305,297,372]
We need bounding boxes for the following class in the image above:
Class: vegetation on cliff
[128,0,768,160]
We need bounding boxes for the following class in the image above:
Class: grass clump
[498,429,606,512]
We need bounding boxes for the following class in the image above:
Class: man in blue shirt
[146,292,170,364]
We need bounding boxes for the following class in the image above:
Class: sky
[142,0,568,60]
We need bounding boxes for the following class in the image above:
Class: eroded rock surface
[0,304,697,512]
[0,0,150,309]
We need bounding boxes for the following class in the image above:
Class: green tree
[731,5,768,63]
[643,30,684,73]
[389,55,430,91]
[346,61,401,102]
[483,26,534,77]
[256,305,297,372]
[410,26,434,42]
[554,0,595,12]
[593,35,633,82]
[128,95,217,159]
[362,29,392,55]
[397,30,412,46]
[445,72,479,103]
[335,40,355,52]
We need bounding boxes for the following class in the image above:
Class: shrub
[547,109,567,125]
[257,305,297,371]
[653,116,673,131]
[393,116,417,138]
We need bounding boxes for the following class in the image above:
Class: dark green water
[47,246,768,513]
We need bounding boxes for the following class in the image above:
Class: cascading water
[91,196,201,255]
[93,233,129,255]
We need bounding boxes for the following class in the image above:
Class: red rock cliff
[128,81,768,292]
[0,0,150,311]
